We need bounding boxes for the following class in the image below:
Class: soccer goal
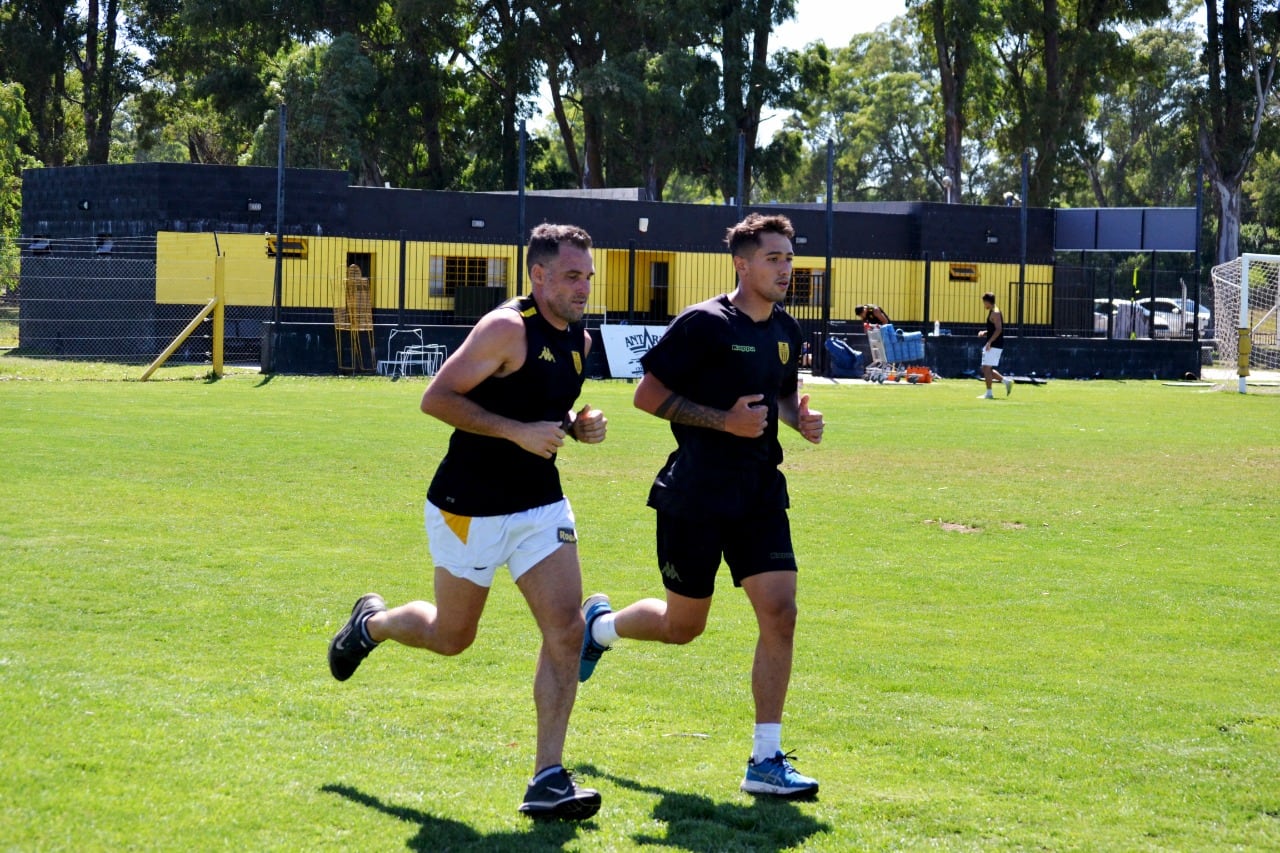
[1210,253,1280,390]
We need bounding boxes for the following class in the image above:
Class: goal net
[1210,253,1280,371]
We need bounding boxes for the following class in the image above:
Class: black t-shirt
[640,294,803,519]
[427,295,586,516]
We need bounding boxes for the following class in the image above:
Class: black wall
[876,334,1203,381]
[21,163,351,239]
[22,165,1049,263]
[264,323,609,378]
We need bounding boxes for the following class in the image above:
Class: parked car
[1173,298,1213,336]
[1133,297,1211,337]
[1093,299,1147,338]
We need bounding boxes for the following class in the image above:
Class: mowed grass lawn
[1,361,1278,851]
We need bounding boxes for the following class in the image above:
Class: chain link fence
[6,235,271,365]
[1,232,1213,371]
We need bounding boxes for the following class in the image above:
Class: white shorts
[424,498,576,587]
[981,347,1003,368]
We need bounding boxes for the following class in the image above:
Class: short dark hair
[724,212,794,257]
[855,305,867,316]
[982,291,996,305]
[527,223,593,273]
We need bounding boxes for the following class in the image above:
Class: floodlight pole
[1017,151,1028,333]
[822,138,834,368]
[517,120,527,295]
[272,104,287,327]
[736,131,745,221]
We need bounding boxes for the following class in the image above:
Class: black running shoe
[517,767,601,820]
[328,593,386,681]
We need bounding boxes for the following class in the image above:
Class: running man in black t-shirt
[578,212,826,798]
[327,223,607,820]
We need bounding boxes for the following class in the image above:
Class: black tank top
[427,295,586,516]
[985,310,1004,348]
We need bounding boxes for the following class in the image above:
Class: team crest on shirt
[572,351,582,374]
[778,342,790,364]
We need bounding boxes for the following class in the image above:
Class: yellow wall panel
[155,231,1056,324]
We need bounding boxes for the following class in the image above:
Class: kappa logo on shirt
[539,346,556,363]
[731,344,755,353]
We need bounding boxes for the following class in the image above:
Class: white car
[1134,298,1211,337]
[1093,299,1147,337]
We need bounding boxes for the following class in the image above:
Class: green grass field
[2,359,1278,851]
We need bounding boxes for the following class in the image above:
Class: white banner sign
[599,324,668,379]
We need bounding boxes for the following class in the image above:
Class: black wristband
[561,415,576,439]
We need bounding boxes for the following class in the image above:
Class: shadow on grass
[578,765,831,852]
[321,783,586,851]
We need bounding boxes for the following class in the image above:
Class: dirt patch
[924,519,1027,532]
[924,519,981,533]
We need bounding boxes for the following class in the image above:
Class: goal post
[1210,252,1280,393]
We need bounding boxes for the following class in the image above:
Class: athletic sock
[357,614,380,647]
[591,612,619,647]
[531,764,565,784]
[752,723,782,764]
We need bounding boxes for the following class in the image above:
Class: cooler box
[880,324,924,362]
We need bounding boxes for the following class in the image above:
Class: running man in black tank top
[326,224,607,820]
[577,213,827,799]
[978,290,1012,398]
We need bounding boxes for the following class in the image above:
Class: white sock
[752,723,782,763]
[591,612,619,646]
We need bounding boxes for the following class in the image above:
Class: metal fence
[2,233,1212,368]
[10,235,270,364]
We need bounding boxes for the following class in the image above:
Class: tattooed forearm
[655,393,726,430]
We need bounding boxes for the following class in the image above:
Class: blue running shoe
[740,751,819,799]
[578,593,612,683]
[518,767,601,820]
[328,593,385,681]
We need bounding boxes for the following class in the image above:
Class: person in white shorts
[326,224,608,820]
[978,291,1013,398]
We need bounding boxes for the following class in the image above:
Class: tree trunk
[582,105,605,188]
[79,0,120,164]
[1199,0,1280,263]
[930,1,963,202]
[1213,176,1241,263]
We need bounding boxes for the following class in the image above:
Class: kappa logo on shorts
[660,561,682,582]
[557,527,577,544]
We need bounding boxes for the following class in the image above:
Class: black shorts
[654,508,797,599]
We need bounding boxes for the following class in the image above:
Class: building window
[790,269,825,306]
[429,256,508,297]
